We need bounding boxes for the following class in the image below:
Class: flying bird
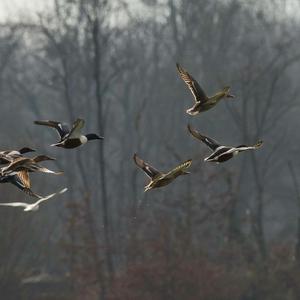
[34,119,103,149]
[0,147,35,165]
[187,124,263,163]
[0,188,68,211]
[1,156,62,176]
[133,153,192,192]
[176,63,234,115]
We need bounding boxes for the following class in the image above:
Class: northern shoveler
[34,119,103,149]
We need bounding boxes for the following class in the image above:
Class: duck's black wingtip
[133,153,141,165]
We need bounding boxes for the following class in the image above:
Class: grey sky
[0,0,299,23]
[0,0,51,21]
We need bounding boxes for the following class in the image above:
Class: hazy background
[0,0,300,299]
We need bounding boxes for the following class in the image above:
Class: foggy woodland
[0,0,300,299]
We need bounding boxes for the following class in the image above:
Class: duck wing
[67,119,85,139]
[35,187,68,206]
[11,171,42,198]
[187,125,220,150]
[34,120,70,139]
[176,63,208,104]
[133,154,161,179]
[16,171,31,188]
[0,202,28,208]
[165,159,192,178]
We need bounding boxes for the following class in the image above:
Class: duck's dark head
[33,155,56,163]
[86,133,104,141]
[19,147,36,154]
[254,140,263,148]
[223,86,235,98]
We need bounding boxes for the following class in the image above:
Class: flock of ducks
[0,119,102,211]
[0,63,263,210]
[134,63,263,191]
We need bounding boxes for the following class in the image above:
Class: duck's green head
[222,86,235,98]
[254,140,263,148]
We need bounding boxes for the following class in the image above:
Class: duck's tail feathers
[37,187,68,204]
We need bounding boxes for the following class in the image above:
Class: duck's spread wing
[17,171,30,189]
[133,154,161,179]
[176,63,208,103]
[0,202,27,208]
[166,159,192,178]
[34,120,70,139]
[187,125,220,150]
[13,171,41,198]
[36,187,68,206]
[68,119,85,138]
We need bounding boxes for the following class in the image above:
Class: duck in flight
[0,147,35,165]
[176,63,234,115]
[133,153,192,191]
[1,156,62,176]
[0,187,68,211]
[34,119,103,149]
[187,124,263,163]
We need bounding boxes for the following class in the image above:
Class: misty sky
[0,0,51,21]
[1,0,300,23]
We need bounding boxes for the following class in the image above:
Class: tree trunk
[92,14,114,284]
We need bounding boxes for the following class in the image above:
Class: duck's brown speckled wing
[176,63,208,104]
[16,170,31,189]
[13,171,41,198]
[133,154,161,179]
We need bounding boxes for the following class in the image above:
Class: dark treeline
[0,0,300,299]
